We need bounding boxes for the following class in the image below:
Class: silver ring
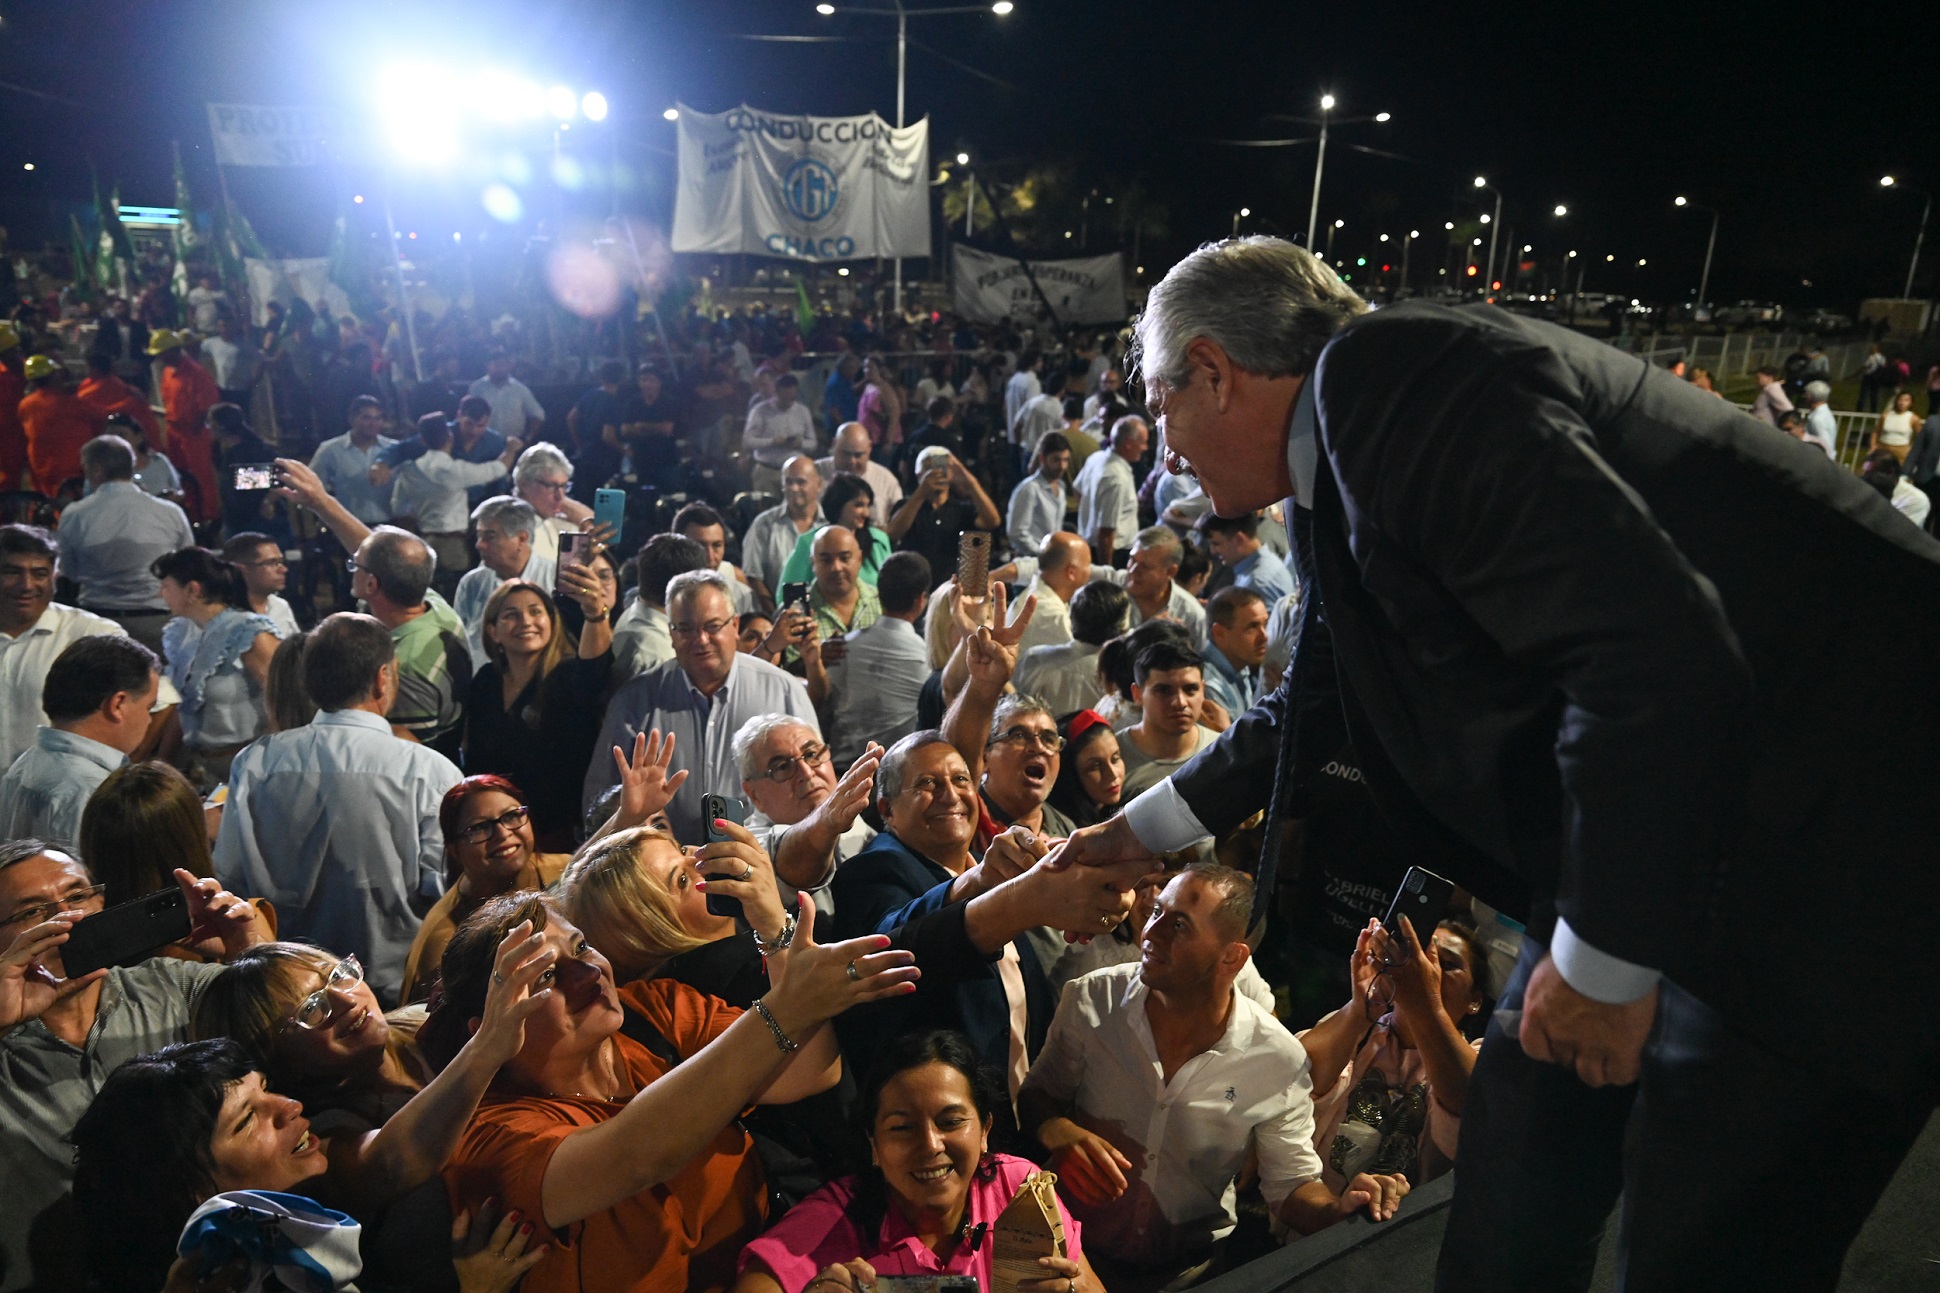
[738,863,754,882]
[846,960,860,981]
[491,969,504,985]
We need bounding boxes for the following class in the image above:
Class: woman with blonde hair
[463,571,613,849]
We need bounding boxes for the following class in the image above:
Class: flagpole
[381,192,425,383]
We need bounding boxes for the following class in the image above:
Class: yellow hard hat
[0,321,18,352]
[146,328,181,356]
[22,354,62,381]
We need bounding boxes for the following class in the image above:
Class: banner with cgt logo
[671,103,931,261]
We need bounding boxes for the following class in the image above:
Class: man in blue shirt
[1200,586,1270,719]
[1198,510,1295,606]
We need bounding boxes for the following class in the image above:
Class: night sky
[2,0,1931,309]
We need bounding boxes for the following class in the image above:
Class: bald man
[1017,530,1106,655]
[743,453,824,608]
[817,421,904,528]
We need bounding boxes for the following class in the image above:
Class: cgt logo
[781,158,840,222]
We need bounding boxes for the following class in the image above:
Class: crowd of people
[5,235,1931,1293]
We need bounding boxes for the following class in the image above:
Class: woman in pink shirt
[855,355,906,458]
[736,1029,1098,1293]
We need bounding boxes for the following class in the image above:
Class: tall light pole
[1881,176,1932,300]
[1474,176,1502,299]
[816,1,1015,315]
[1326,218,1343,264]
[956,151,974,237]
[1402,229,1418,293]
[1283,94,1390,250]
[1673,195,1719,315]
[1233,205,1251,237]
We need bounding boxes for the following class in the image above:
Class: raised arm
[948,454,1002,530]
[274,457,371,555]
[768,744,882,895]
[537,907,916,1227]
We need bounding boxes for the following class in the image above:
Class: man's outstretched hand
[1519,952,1658,1087]
[1039,814,1151,875]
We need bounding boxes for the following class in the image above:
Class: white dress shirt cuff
[1121,779,1213,854]
[1550,917,1661,1004]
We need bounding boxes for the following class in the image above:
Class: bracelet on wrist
[751,912,798,957]
[751,997,800,1053]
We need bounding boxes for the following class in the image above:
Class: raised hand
[173,868,265,957]
[610,730,690,832]
[693,818,788,943]
[464,921,557,1068]
[809,744,883,835]
[0,914,105,1031]
[272,457,330,508]
[762,894,920,1032]
[557,562,610,619]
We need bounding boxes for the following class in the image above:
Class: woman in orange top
[425,866,919,1293]
[156,333,222,521]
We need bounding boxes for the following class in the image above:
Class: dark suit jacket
[830,831,1054,1098]
[1904,414,1940,486]
[1174,303,1940,1079]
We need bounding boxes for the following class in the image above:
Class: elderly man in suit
[1056,236,1940,1291]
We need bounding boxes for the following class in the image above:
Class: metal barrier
[1730,403,1879,469]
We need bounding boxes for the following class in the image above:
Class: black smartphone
[701,793,752,920]
[1381,865,1455,950]
[61,887,192,977]
[232,464,274,491]
[780,581,810,611]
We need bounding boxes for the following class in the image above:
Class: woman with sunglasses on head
[463,564,614,851]
[733,1028,1098,1293]
[1297,915,1491,1195]
[75,921,553,1293]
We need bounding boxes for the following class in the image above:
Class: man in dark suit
[1056,236,1940,1290]
[832,730,1140,1142]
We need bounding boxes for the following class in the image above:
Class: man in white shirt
[452,496,554,670]
[55,435,195,652]
[733,713,881,914]
[1016,580,1130,717]
[1007,432,1072,560]
[1013,529,1091,656]
[584,571,819,839]
[221,533,300,638]
[1010,363,1075,475]
[611,532,708,682]
[673,502,755,616]
[1107,526,1208,651]
[0,525,172,767]
[466,349,546,440]
[817,422,904,529]
[742,373,817,495]
[214,611,463,1006]
[1019,866,1409,1283]
[1074,415,1148,566]
[743,455,824,609]
[1082,366,1124,422]
[1005,347,1044,431]
[511,441,598,566]
[198,313,260,402]
[388,413,516,575]
[1118,640,1219,800]
[824,551,932,767]
[0,635,158,843]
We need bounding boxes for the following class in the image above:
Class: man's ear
[1183,337,1234,411]
[1129,682,1144,706]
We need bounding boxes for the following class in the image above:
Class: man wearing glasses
[584,570,818,841]
[0,840,267,1292]
[937,586,1074,850]
[510,441,596,568]
[733,714,883,917]
[222,531,300,637]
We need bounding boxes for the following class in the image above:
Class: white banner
[671,103,930,261]
[244,259,351,327]
[952,244,1128,325]
[207,103,349,167]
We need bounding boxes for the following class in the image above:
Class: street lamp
[1279,94,1390,250]
[1673,195,1720,315]
[1553,204,1568,217]
[1232,205,1251,236]
[1474,176,1502,297]
[816,0,1015,313]
[1326,217,1343,263]
[1881,176,1932,300]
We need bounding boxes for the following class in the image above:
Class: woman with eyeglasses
[1297,916,1491,1195]
[396,775,573,1005]
[78,921,553,1293]
[463,569,614,851]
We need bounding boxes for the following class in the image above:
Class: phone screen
[233,465,274,491]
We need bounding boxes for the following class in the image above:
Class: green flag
[69,215,96,292]
[794,278,815,337]
[171,143,199,314]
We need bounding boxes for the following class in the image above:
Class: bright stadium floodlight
[816,2,835,11]
[991,0,1014,12]
[478,71,545,122]
[581,91,608,121]
[377,63,464,164]
[956,151,970,165]
[1374,111,1390,122]
[546,85,578,120]
[663,107,680,121]
[1880,175,1896,188]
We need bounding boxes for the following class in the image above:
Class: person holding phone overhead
[887,447,1001,586]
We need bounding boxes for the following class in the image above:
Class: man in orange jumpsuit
[152,329,221,523]
[17,355,106,499]
[77,351,162,446]
[0,322,26,491]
